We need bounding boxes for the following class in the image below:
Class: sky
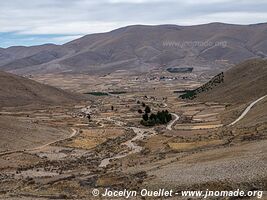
[1,0,267,48]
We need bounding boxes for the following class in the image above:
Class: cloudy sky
[1,0,267,47]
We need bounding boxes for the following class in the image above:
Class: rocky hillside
[0,70,86,107]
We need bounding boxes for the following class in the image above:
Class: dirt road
[0,128,78,156]
[228,95,267,126]
[166,113,179,130]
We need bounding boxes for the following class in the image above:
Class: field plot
[168,140,225,151]
[63,128,125,149]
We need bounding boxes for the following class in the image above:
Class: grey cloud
[0,0,267,35]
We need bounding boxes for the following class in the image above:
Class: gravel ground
[149,140,267,188]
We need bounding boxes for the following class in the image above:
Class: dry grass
[175,123,223,130]
[168,140,224,151]
[145,135,171,152]
[66,128,125,149]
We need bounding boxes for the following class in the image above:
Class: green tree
[145,106,151,114]
[167,113,172,122]
[142,113,149,121]
[149,113,156,121]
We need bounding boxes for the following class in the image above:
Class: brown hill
[0,115,70,152]
[0,70,86,108]
[1,23,267,75]
[195,59,267,104]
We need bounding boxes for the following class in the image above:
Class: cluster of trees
[180,72,224,100]
[140,106,172,126]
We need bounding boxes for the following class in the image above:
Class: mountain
[1,23,267,75]
[0,70,86,108]
[191,59,267,104]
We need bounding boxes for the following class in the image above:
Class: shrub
[142,113,149,121]
[145,106,151,114]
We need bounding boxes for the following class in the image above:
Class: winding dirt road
[29,128,78,151]
[166,113,180,130]
[228,95,267,126]
[0,128,78,157]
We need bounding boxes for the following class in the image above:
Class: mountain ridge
[1,22,267,75]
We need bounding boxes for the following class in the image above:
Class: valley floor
[0,72,266,199]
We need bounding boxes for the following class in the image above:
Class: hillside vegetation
[181,59,267,104]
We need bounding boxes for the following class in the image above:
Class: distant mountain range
[1,22,267,75]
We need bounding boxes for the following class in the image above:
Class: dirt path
[0,128,78,156]
[28,128,78,151]
[166,113,179,130]
[228,95,267,126]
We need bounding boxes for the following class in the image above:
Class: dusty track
[228,95,267,126]
[28,128,78,151]
[166,113,179,130]
[0,128,78,157]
